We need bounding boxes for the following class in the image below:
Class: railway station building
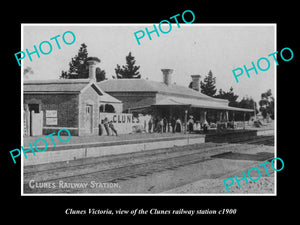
[23,78,122,136]
[98,68,253,126]
[23,57,253,136]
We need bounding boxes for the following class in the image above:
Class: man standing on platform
[188,116,194,134]
[171,117,176,133]
[103,117,110,136]
[109,120,118,136]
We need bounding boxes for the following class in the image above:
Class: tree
[24,66,34,80]
[233,96,258,121]
[215,87,239,107]
[60,43,88,79]
[259,89,274,119]
[60,43,106,80]
[200,70,217,97]
[96,67,106,82]
[114,52,141,79]
[238,97,257,112]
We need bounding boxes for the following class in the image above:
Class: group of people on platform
[98,114,210,136]
[147,116,182,133]
[145,115,208,134]
[99,117,118,136]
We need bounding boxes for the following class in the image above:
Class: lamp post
[184,109,190,144]
[184,109,188,135]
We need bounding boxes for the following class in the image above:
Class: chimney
[86,57,101,81]
[161,69,173,86]
[190,75,201,91]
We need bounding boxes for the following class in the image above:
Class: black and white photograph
[21,24,276,195]
[4,4,297,220]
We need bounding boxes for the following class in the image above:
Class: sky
[22,24,275,103]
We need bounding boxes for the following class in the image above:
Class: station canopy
[155,96,253,112]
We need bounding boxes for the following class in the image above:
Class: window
[100,105,104,112]
[86,105,91,114]
[105,104,115,113]
[99,104,115,113]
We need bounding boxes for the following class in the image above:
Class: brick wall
[24,94,79,136]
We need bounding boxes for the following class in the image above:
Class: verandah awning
[154,97,253,112]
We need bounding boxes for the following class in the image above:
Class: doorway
[85,104,93,134]
[27,103,43,136]
[28,104,40,113]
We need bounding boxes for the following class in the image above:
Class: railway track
[23,135,274,193]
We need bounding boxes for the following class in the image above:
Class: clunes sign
[100,113,140,124]
[100,113,146,134]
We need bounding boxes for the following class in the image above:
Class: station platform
[23,132,205,166]
[22,129,270,166]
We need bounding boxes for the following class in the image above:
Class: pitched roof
[100,92,122,103]
[24,79,92,93]
[98,79,228,104]
[98,79,253,112]
[24,79,122,104]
